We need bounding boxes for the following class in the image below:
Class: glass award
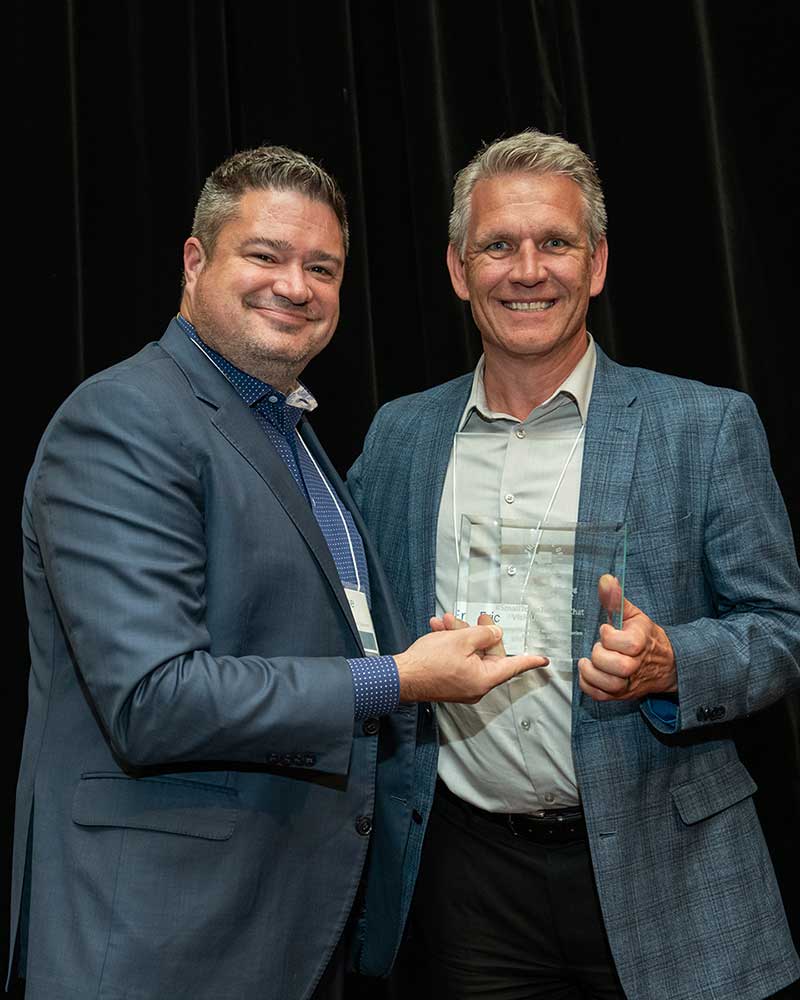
[454,516,627,656]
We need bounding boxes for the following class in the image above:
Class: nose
[271,262,312,304]
[510,242,548,284]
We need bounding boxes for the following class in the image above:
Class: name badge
[345,587,380,657]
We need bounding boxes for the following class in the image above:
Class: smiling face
[447,171,607,375]
[181,187,345,391]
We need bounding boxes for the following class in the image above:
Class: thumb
[464,623,505,653]
[597,574,638,626]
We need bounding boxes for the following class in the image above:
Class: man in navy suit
[9,145,547,1000]
[349,130,800,999]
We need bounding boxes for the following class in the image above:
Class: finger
[429,616,446,632]
[578,671,617,702]
[488,652,549,683]
[477,612,506,655]
[441,612,469,631]
[463,623,505,653]
[598,620,645,657]
[590,640,637,678]
[578,656,630,696]
[597,573,624,624]
[598,574,640,626]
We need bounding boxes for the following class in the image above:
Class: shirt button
[268,395,278,404]
[515,427,526,439]
[544,792,555,804]
[507,565,518,576]
[355,815,373,836]
[504,493,515,504]
[520,718,531,730]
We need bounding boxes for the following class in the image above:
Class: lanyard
[452,422,585,572]
[190,334,361,592]
[296,432,361,593]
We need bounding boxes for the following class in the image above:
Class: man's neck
[482,336,588,421]
[178,311,299,395]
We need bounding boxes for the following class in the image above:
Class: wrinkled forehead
[219,187,346,251]
[467,171,588,239]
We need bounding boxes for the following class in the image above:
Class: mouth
[248,303,316,323]
[502,300,556,312]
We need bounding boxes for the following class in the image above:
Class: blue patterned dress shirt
[176,314,400,720]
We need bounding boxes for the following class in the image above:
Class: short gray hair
[449,129,606,254]
[191,145,349,257]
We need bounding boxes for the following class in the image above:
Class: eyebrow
[474,226,583,247]
[239,237,342,268]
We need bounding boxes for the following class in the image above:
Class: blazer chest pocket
[671,757,756,825]
[73,772,239,841]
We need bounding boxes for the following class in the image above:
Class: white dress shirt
[434,337,596,813]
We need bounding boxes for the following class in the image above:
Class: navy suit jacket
[348,345,800,1000]
[11,320,437,999]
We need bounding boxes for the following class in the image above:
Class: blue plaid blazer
[348,345,800,1000]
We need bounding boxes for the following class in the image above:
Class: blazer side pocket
[72,772,239,841]
[671,757,757,825]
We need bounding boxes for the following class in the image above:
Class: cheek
[322,289,342,322]
[465,273,498,306]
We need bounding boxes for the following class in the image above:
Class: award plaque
[454,516,627,656]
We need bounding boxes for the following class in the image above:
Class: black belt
[436,779,587,845]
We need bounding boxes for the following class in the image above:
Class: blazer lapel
[573,347,642,714]
[158,321,361,648]
[406,377,473,636]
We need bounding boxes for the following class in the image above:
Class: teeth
[505,300,555,311]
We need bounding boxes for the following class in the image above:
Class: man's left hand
[578,574,677,701]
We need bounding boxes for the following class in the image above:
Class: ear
[589,237,608,298]
[182,237,207,292]
[446,243,471,302]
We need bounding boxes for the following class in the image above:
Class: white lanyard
[296,432,361,592]
[452,422,585,570]
[189,334,361,592]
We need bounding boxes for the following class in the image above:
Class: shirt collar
[176,314,318,415]
[460,333,597,431]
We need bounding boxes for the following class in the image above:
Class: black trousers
[399,784,625,1000]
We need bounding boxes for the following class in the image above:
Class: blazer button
[710,706,726,721]
[362,718,380,736]
[355,815,373,836]
[696,706,710,722]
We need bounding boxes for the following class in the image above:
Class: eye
[251,253,276,264]
[486,240,512,253]
[308,264,335,277]
[544,238,568,249]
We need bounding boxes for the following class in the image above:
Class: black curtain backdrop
[8,1,799,995]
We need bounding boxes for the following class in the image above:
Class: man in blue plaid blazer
[348,130,800,999]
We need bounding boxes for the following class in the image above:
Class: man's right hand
[395,622,548,704]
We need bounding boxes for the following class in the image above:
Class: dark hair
[191,145,349,256]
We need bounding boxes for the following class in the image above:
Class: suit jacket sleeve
[29,374,357,773]
[644,391,800,733]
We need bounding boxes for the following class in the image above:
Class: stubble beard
[191,288,321,393]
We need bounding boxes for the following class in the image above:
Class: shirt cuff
[348,655,400,719]
[641,695,680,733]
